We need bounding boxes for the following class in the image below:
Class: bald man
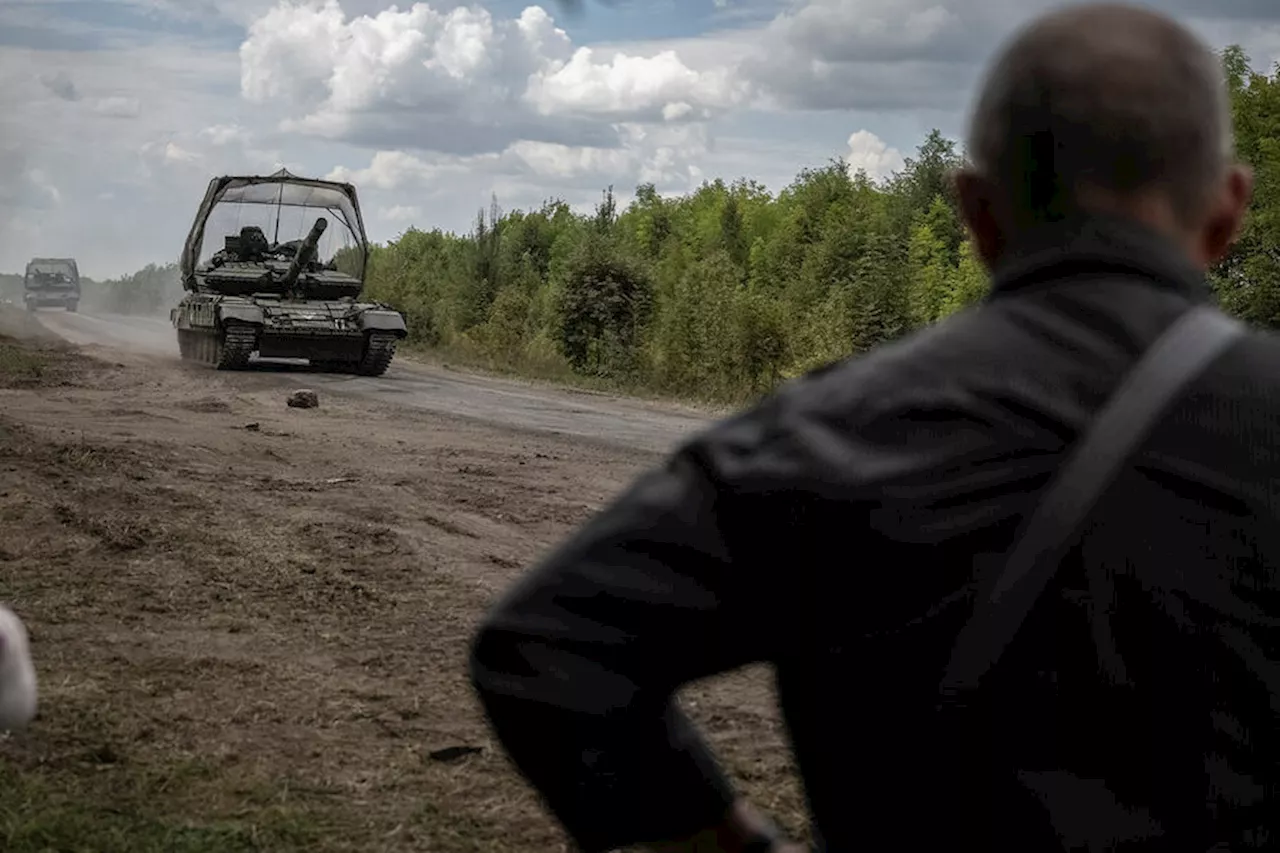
[471,4,1274,851]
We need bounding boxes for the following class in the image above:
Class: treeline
[365,130,985,401]
[81,263,182,316]
[82,44,1280,403]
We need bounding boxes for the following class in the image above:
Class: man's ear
[1199,163,1253,267]
[953,168,1005,269]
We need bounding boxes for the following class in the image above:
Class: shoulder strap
[940,304,1245,698]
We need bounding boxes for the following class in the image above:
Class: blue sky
[2,0,1280,278]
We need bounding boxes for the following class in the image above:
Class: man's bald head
[964,3,1236,233]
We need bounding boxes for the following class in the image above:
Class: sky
[3,0,1280,279]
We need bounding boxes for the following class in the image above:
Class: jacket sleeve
[468,437,777,853]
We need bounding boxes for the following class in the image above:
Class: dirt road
[35,310,713,455]
[0,309,803,853]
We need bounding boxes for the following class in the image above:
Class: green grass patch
[0,759,335,853]
[402,335,738,415]
[0,340,52,385]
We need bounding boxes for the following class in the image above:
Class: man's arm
[469,440,793,852]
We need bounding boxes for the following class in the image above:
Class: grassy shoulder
[0,341,51,386]
[0,309,93,389]
[0,747,333,853]
[400,333,746,417]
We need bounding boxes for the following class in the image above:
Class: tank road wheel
[215,324,256,371]
[66,301,78,313]
[355,332,397,377]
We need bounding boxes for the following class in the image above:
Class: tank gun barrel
[280,216,328,291]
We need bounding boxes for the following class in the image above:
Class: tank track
[217,324,256,370]
[176,325,255,370]
[356,332,397,377]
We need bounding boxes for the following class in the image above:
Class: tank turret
[279,216,328,293]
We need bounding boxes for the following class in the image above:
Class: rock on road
[34,309,716,455]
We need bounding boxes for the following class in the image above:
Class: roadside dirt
[32,310,716,455]
[0,313,805,852]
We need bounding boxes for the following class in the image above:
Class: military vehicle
[23,257,80,312]
[171,168,406,374]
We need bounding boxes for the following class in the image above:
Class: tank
[23,257,80,312]
[170,168,407,374]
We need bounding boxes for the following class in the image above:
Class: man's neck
[996,209,1200,270]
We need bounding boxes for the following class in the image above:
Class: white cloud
[523,46,748,119]
[506,128,706,186]
[326,149,481,190]
[200,124,250,146]
[327,120,709,196]
[378,204,421,222]
[137,130,274,178]
[163,142,200,164]
[844,129,904,180]
[505,140,636,180]
[239,1,742,153]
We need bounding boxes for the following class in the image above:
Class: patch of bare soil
[0,325,806,852]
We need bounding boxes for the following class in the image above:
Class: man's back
[472,214,1280,851]
[471,6,1275,851]
[737,215,1280,848]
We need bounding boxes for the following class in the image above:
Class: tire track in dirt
[35,309,717,455]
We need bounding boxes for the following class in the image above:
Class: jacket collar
[985,215,1211,303]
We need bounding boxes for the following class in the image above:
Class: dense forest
[43,45,1280,403]
[358,138,985,402]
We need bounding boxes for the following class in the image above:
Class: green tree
[939,239,990,318]
[1210,45,1280,327]
[555,192,652,378]
[907,200,955,326]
